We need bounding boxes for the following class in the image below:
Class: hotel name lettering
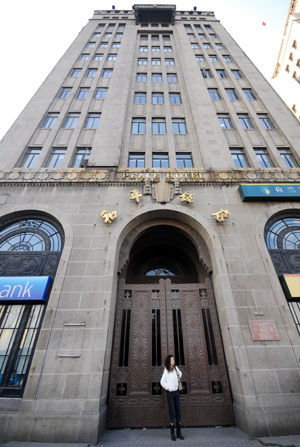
[121,171,204,181]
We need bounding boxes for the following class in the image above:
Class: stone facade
[0,5,300,444]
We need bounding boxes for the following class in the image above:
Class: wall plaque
[248,320,280,341]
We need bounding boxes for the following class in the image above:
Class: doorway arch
[107,220,234,428]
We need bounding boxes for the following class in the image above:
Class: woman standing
[160,354,184,441]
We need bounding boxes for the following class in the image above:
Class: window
[230,148,249,168]
[107,54,117,61]
[41,113,59,129]
[286,64,290,73]
[165,58,175,65]
[129,153,145,168]
[196,55,204,61]
[136,73,147,82]
[176,153,193,168]
[152,35,159,41]
[140,35,148,40]
[232,70,242,79]
[209,55,218,62]
[152,58,161,65]
[167,73,178,82]
[152,73,162,82]
[108,24,115,29]
[100,42,108,48]
[58,87,71,99]
[139,46,148,52]
[86,68,97,78]
[152,92,164,104]
[204,24,211,30]
[209,34,216,39]
[191,43,199,49]
[112,42,120,48]
[19,147,41,168]
[226,88,238,100]
[138,58,148,65]
[132,118,146,134]
[164,46,172,52]
[76,88,90,99]
[72,147,91,168]
[184,25,192,29]
[153,154,169,168]
[198,33,205,39]
[134,92,147,104]
[118,24,126,29]
[93,33,100,38]
[94,87,108,99]
[187,33,195,38]
[216,69,226,78]
[62,113,80,129]
[169,93,181,104]
[47,148,66,168]
[152,118,166,134]
[163,35,171,41]
[116,33,123,38]
[208,88,221,100]
[101,68,113,78]
[80,54,89,60]
[70,68,81,77]
[202,68,212,78]
[243,89,256,100]
[278,148,299,167]
[215,43,223,49]
[238,114,254,129]
[93,54,103,60]
[172,118,187,134]
[257,113,275,130]
[203,43,211,49]
[104,33,112,38]
[97,24,105,29]
[254,148,273,168]
[87,42,95,48]
[289,52,294,61]
[218,113,233,129]
[292,40,297,49]
[223,55,232,62]
[152,46,160,52]
[195,25,202,30]
[84,113,101,129]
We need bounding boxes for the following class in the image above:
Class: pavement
[1,427,300,447]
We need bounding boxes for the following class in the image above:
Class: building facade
[272,0,300,119]
[0,4,300,444]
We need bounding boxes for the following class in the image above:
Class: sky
[0,0,290,140]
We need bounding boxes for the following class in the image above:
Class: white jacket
[160,366,182,392]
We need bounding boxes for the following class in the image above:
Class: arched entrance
[107,224,234,428]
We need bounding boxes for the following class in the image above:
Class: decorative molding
[0,168,299,186]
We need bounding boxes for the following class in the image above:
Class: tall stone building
[0,4,299,444]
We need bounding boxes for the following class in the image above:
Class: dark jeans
[167,390,181,424]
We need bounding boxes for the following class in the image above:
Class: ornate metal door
[107,278,234,428]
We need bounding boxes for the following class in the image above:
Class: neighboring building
[272,0,300,119]
[0,4,300,444]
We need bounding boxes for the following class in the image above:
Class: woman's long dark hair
[165,354,175,372]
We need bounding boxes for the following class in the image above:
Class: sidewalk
[1,427,300,447]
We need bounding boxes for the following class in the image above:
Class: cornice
[0,168,299,187]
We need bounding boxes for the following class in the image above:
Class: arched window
[265,213,300,334]
[0,215,64,397]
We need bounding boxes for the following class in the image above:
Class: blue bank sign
[0,276,52,304]
[238,184,300,202]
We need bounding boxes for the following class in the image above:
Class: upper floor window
[104,33,112,38]
[76,88,90,99]
[80,54,89,60]
[153,153,169,168]
[134,92,147,104]
[169,93,181,104]
[58,87,71,99]
[138,58,148,65]
[152,58,161,65]
[152,35,159,41]
[19,147,41,168]
[132,118,146,134]
[278,148,299,168]
[243,89,256,100]
[172,118,187,134]
[209,33,216,39]
[94,87,108,99]
[215,43,223,49]
[140,46,148,52]
[72,147,91,168]
[152,92,164,104]
[187,33,195,39]
[40,113,59,129]
[93,33,100,38]
[152,73,163,82]
[140,35,148,41]
[101,68,113,78]
[70,68,81,78]
[152,118,166,134]
[232,70,242,79]
[223,55,232,62]
[203,43,211,49]
[86,68,97,78]
[62,113,79,129]
[84,113,101,129]
[112,43,121,48]
[226,88,238,100]
[191,43,199,49]
[257,113,275,130]
[100,42,108,48]
[163,35,171,41]
[202,68,212,78]
[93,54,103,61]
[129,153,145,168]
[115,33,123,38]
[198,33,205,39]
[209,55,218,62]
[107,54,117,61]
[176,153,193,168]
[87,42,95,48]
[167,73,177,82]
[165,58,175,65]
[254,148,273,168]
[238,113,254,129]
[137,73,147,82]
[152,46,160,52]
[47,148,66,168]
[230,148,249,168]
[208,88,221,100]
[218,113,233,129]
[164,46,172,52]
[196,55,205,62]
[216,69,226,78]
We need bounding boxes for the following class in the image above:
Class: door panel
[107,278,234,428]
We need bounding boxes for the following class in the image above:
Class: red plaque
[248,320,280,341]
